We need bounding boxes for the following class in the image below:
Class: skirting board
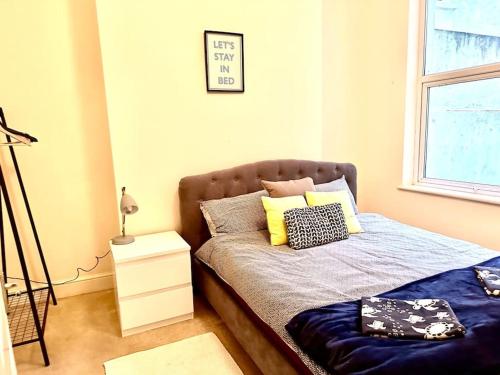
[53,271,113,298]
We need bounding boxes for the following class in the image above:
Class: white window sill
[398,184,500,206]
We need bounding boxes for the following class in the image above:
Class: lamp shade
[120,193,138,215]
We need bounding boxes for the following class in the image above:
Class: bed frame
[179,159,357,375]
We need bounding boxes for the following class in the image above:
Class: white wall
[96,0,324,235]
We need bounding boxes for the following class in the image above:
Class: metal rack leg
[5,133,56,305]
[0,165,50,366]
[0,109,56,306]
[1,191,6,283]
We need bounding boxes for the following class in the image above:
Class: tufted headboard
[178,159,357,253]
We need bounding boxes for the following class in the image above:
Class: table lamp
[112,187,139,245]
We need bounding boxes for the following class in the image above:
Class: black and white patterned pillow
[284,203,349,250]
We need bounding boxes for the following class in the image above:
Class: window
[405,0,500,200]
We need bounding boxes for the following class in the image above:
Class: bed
[178,159,499,375]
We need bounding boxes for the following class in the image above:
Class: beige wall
[0,0,496,300]
[96,0,323,235]
[323,0,500,251]
[0,0,118,295]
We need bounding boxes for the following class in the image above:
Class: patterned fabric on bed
[195,213,498,375]
[284,203,349,250]
[360,297,465,340]
[200,190,268,236]
[475,266,500,296]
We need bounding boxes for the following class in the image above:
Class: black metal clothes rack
[0,107,57,366]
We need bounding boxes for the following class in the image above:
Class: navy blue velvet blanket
[286,256,500,375]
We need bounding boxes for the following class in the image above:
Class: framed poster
[204,30,244,92]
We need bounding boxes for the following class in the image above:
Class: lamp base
[112,235,135,245]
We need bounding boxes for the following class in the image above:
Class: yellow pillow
[305,190,363,234]
[261,195,308,245]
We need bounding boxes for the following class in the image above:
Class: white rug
[103,332,243,375]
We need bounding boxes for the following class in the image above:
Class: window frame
[404,0,500,200]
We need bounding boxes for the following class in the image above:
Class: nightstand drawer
[119,285,193,330]
[115,251,191,297]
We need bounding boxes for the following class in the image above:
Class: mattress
[195,213,498,374]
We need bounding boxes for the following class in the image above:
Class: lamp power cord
[6,250,111,286]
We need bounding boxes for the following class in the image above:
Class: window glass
[425,0,500,75]
[424,77,500,186]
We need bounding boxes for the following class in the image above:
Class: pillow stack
[261,176,362,248]
[199,175,361,250]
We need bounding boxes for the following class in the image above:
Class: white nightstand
[110,231,193,337]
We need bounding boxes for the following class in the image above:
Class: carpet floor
[14,290,261,375]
